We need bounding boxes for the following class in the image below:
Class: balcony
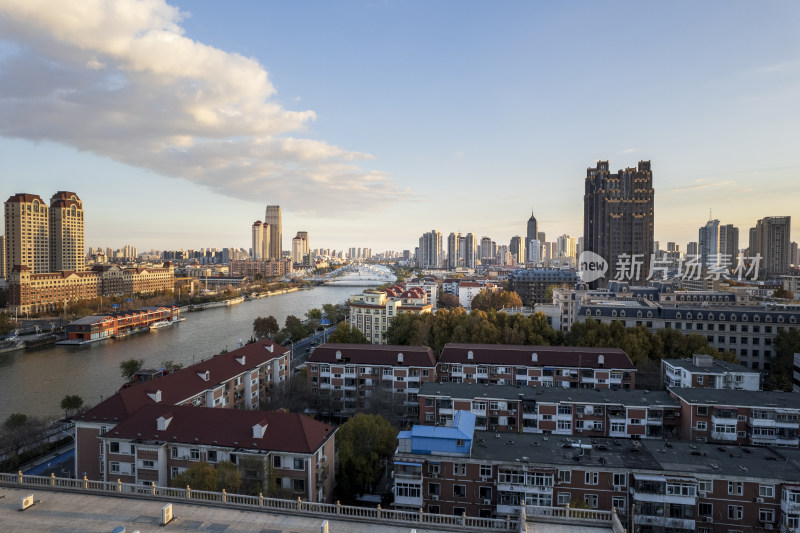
[634,515,695,531]
[710,431,737,441]
[497,482,553,494]
[394,493,423,508]
[782,498,800,514]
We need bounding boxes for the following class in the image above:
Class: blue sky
[0,1,798,253]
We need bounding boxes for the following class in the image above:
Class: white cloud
[0,0,403,210]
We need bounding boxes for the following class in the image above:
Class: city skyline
[0,1,798,252]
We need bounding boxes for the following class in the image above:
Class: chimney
[335,350,342,361]
[157,412,173,431]
[236,355,246,366]
[146,390,162,403]
[467,351,474,360]
[398,353,404,364]
[531,352,538,363]
[252,419,268,439]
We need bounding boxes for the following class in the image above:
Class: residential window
[696,421,708,431]
[558,470,571,483]
[728,505,743,520]
[584,494,598,508]
[585,472,598,485]
[190,449,200,461]
[698,479,713,493]
[728,481,743,495]
[697,406,709,416]
[453,463,466,476]
[699,502,712,517]
[428,482,440,496]
[453,484,466,498]
[612,473,626,488]
[760,508,775,523]
[110,462,120,473]
[142,460,155,469]
[557,492,571,506]
[428,463,440,475]
[293,479,305,492]
[480,465,492,478]
[207,450,217,463]
[759,484,775,498]
[273,456,281,468]
[110,442,120,453]
[294,458,305,470]
[479,486,492,500]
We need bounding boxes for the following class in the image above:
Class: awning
[634,473,667,482]
[394,461,423,467]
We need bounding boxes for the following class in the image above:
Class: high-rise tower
[264,205,282,260]
[5,193,50,274]
[583,160,654,286]
[447,232,461,270]
[755,216,791,278]
[526,211,538,263]
[49,191,85,272]
[698,219,720,267]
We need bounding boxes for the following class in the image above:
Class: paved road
[289,326,336,370]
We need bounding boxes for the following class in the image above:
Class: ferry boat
[59,305,181,344]
[149,320,173,330]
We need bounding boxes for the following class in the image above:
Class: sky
[0,0,798,254]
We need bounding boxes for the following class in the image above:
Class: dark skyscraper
[526,211,537,263]
[583,160,654,286]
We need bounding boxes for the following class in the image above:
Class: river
[0,284,368,422]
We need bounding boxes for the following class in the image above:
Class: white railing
[525,504,616,524]
[0,472,515,531]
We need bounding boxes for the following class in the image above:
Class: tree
[60,394,84,418]
[216,461,242,492]
[161,360,184,373]
[1,413,44,463]
[334,414,398,503]
[439,293,460,309]
[120,359,144,381]
[766,329,800,391]
[327,323,369,344]
[470,290,523,312]
[305,308,323,320]
[170,461,218,491]
[0,312,13,336]
[253,316,280,340]
[284,315,309,341]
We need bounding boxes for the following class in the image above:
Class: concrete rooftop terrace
[0,487,614,533]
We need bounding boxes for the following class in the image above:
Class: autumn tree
[470,290,523,312]
[170,461,219,491]
[766,329,800,391]
[327,323,368,344]
[438,293,461,309]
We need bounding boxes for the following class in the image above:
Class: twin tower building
[251,205,283,261]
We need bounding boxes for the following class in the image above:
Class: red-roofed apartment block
[75,340,315,489]
[306,343,437,422]
[99,404,335,502]
[437,343,636,389]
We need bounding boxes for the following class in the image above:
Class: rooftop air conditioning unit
[482,499,491,505]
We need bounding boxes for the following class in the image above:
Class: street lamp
[61,430,76,479]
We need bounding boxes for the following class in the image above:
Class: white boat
[149,320,174,330]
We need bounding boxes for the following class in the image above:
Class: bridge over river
[308,263,397,286]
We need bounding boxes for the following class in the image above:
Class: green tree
[170,461,218,491]
[305,308,323,320]
[471,290,524,312]
[253,316,280,340]
[120,359,144,382]
[335,414,398,503]
[0,312,14,336]
[767,329,800,391]
[60,394,84,418]
[284,315,310,342]
[328,323,368,344]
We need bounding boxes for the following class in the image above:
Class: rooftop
[309,343,436,367]
[439,343,635,370]
[669,387,800,409]
[418,382,678,407]
[662,357,756,375]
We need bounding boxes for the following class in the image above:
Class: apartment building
[662,353,761,390]
[417,382,679,439]
[393,410,800,532]
[7,261,175,314]
[436,344,636,389]
[230,258,293,278]
[669,388,800,448]
[76,339,289,480]
[98,404,335,502]
[306,343,436,421]
[348,288,433,344]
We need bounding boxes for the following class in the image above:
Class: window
[698,479,713,493]
[697,406,708,416]
[557,492,571,505]
[479,486,492,500]
[110,442,120,453]
[171,447,178,458]
[428,482,440,496]
[585,472,599,485]
[110,462,120,473]
[760,508,775,523]
[453,463,466,476]
[428,463,440,475]
[142,460,155,469]
[584,494,598,508]
[699,502,712,517]
[190,449,200,461]
[728,481,743,495]
[273,455,281,468]
[294,458,305,470]
[170,466,180,478]
[293,479,305,492]
[696,421,708,431]
[453,484,466,498]
[612,496,626,510]
[728,505,743,520]
[480,465,492,478]
[613,473,626,488]
[207,450,217,463]
[395,482,420,498]
[558,470,571,483]
[759,484,775,498]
